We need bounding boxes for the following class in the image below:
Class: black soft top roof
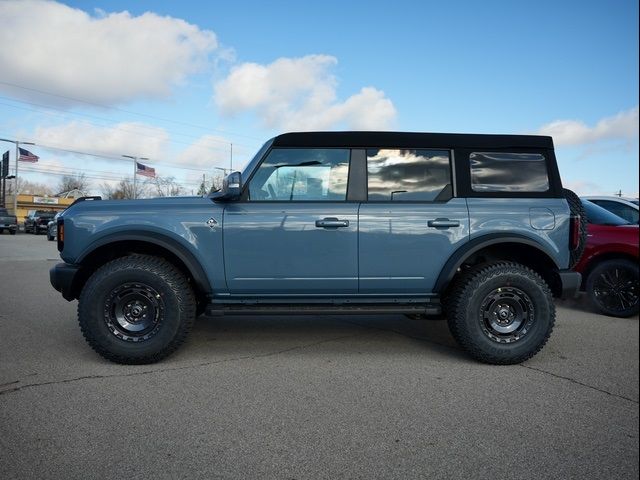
[272,131,554,150]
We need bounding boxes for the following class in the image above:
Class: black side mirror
[219,171,242,200]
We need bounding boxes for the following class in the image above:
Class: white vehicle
[583,196,639,224]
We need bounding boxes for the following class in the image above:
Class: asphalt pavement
[0,233,638,479]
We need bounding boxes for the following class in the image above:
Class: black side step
[205,303,442,316]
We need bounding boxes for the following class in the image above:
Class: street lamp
[122,155,149,199]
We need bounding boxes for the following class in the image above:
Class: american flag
[136,161,156,178]
[19,147,39,163]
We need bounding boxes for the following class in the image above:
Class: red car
[575,200,639,317]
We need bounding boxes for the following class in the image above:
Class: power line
[19,165,209,187]
[0,80,263,142]
[0,98,258,154]
[0,132,236,173]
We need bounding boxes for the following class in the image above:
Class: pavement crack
[520,364,639,404]
[338,319,639,405]
[0,332,363,397]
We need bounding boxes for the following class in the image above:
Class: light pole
[0,138,36,214]
[122,155,149,199]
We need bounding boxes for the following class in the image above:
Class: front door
[223,147,358,294]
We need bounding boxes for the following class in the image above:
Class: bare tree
[195,174,224,196]
[210,174,224,194]
[147,176,184,197]
[58,173,90,194]
[100,178,147,200]
[6,178,54,196]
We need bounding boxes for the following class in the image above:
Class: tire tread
[446,261,555,364]
[78,254,196,364]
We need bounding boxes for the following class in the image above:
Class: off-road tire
[564,188,587,268]
[586,259,639,318]
[446,262,555,364]
[78,254,196,364]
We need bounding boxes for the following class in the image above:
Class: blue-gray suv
[50,132,585,365]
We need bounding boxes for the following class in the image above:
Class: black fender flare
[434,233,561,293]
[77,231,212,294]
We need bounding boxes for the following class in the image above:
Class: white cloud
[214,55,396,130]
[177,134,233,169]
[538,107,639,146]
[33,121,169,159]
[0,0,218,105]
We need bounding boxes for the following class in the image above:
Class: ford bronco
[50,132,585,365]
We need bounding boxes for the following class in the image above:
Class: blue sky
[0,0,638,196]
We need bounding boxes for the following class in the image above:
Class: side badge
[206,218,218,229]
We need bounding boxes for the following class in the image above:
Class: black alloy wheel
[587,259,639,317]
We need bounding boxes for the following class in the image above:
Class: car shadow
[188,313,467,361]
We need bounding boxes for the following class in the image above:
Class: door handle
[315,217,349,228]
[428,218,460,228]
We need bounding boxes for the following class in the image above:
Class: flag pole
[14,141,19,214]
[133,158,137,199]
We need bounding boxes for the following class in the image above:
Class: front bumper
[50,263,81,301]
[557,270,582,299]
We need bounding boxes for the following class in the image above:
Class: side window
[595,201,639,224]
[247,148,350,201]
[470,152,549,192]
[367,149,451,201]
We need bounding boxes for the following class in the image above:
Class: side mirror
[219,171,242,200]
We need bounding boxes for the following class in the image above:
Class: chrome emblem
[206,218,218,229]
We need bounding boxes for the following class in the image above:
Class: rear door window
[366,149,451,201]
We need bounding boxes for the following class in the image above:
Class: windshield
[582,199,630,226]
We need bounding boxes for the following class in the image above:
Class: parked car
[0,207,17,235]
[24,210,56,234]
[50,131,585,365]
[574,199,639,317]
[583,196,639,224]
[47,212,61,241]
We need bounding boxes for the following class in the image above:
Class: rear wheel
[78,254,196,364]
[586,259,639,317]
[446,262,555,364]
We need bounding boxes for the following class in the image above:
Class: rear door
[223,147,359,294]
[358,148,469,293]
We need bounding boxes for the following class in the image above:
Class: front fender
[76,230,212,294]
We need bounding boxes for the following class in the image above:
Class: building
[5,193,76,223]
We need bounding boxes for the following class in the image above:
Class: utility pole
[0,138,36,214]
[122,155,149,199]
[230,143,233,172]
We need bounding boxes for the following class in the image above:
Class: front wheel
[446,262,555,364]
[78,254,196,364]
[586,259,639,317]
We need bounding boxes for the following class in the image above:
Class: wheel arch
[70,232,212,301]
[436,234,562,296]
[580,251,639,289]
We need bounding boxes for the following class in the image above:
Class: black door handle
[428,218,460,228]
[316,217,349,228]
